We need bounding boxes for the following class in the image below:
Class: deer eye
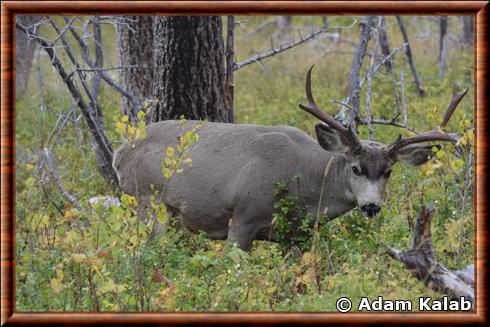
[384,170,392,178]
[352,166,361,176]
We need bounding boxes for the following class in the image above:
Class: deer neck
[308,153,357,219]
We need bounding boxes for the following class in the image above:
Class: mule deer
[113,67,467,250]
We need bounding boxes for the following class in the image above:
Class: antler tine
[299,66,360,147]
[441,87,468,129]
[387,86,468,158]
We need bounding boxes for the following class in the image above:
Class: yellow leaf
[71,253,86,263]
[301,252,320,265]
[157,206,167,225]
[129,235,138,246]
[50,278,64,294]
[137,111,146,120]
[127,126,136,137]
[41,215,50,227]
[163,168,172,179]
[121,115,129,122]
[99,278,125,294]
[25,163,34,170]
[166,147,175,157]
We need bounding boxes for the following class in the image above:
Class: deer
[112,67,468,251]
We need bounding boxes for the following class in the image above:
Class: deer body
[113,67,466,250]
[113,120,358,249]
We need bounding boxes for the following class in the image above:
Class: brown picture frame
[1,1,488,325]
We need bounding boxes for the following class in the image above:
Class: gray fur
[113,120,436,250]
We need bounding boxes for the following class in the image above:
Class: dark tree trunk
[438,16,448,80]
[116,16,154,120]
[378,16,392,72]
[15,16,42,98]
[152,16,229,123]
[461,16,474,46]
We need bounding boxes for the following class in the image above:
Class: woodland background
[15,15,474,311]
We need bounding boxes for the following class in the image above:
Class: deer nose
[361,204,381,217]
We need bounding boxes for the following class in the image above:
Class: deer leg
[227,218,257,251]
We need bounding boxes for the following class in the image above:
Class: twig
[63,17,141,110]
[48,102,77,149]
[76,65,137,72]
[52,16,76,43]
[400,70,408,126]
[234,26,330,71]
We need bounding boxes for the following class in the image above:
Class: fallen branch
[387,205,474,305]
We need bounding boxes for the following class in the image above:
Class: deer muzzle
[360,203,381,217]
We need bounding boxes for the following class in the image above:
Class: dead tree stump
[387,205,474,305]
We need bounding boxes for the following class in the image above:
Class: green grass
[15,16,474,312]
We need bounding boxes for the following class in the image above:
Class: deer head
[299,66,468,217]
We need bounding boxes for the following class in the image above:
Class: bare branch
[63,17,141,109]
[91,16,103,102]
[396,16,426,97]
[346,16,376,133]
[16,20,118,185]
[400,70,408,126]
[40,148,85,212]
[234,26,330,71]
[76,65,137,72]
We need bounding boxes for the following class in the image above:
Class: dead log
[387,205,474,305]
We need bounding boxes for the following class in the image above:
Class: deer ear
[315,123,352,154]
[394,144,440,166]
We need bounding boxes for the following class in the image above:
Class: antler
[299,66,361,149]
[387,87,468,158]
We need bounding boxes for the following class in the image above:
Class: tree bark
[152,16,229,123]
[15,16,42,98]
[116,16,154,120]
